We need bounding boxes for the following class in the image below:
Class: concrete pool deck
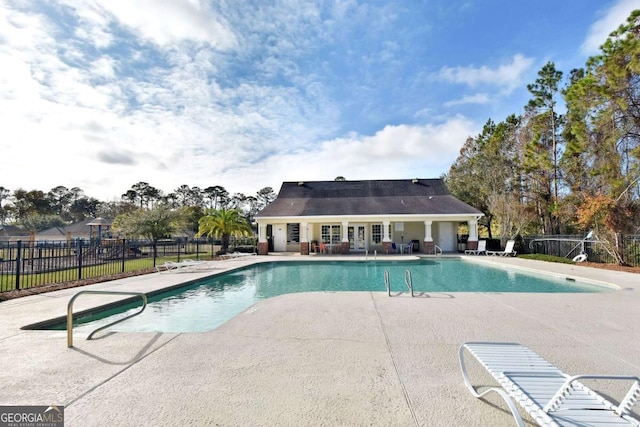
[0,255,639,426]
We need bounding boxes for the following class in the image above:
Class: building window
[371,224,382,243]
[287,223,299,244]
[321,225,341,244]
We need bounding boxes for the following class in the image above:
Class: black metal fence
[0,238,218,292]
[520,234,640,266]
[3,234,636,294]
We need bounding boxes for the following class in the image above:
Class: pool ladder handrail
[384,269,391,296]
[384,269,414,297]
[404,269,414,297]
[67,290,148,348]
[434,244,443,256]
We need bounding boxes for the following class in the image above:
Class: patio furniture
[465,240,486,255]
[487,240,517,256]
[401,242,413,254]
[156,259,208,273]
[220,252,257,260]
[459,341,640,426]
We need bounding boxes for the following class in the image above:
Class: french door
[348,225,366,252]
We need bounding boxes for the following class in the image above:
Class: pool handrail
[67,290,148,348]
[384,269,390,296]
[404,269,414,297]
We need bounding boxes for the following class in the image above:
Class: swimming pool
[47,259,609,334]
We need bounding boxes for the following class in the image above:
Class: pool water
[57,259,608,334]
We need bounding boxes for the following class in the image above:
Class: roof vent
[411,178,419,184]
[298,181,304,186]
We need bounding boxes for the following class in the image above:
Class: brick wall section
[300,242,309,255]
[466,240,478,250]
[258,242,269,255]
[382,241,392,254]
[340,242,350,254]
[423,241,434,254]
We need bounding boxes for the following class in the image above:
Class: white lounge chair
[156,259,207,273]
[487,240,517,256]
[465,240,486,255]
[459,342,640,426]
[219,252,257,260]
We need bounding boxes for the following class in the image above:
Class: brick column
[258,241,269,255]
[300,242,309,255]
[466,240,478,251]
[382,241,392,254]
[340,241,350,254]
[423,241,434,254]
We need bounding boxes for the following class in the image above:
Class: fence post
[121,238,126,272]
[153,240,157,268]
[77,239,83,280]
[15,240,22,290]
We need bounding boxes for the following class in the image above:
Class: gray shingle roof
[37,217,113,237]
[256,179,482,217]
[0,225,30,237]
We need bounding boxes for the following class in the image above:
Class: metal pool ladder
[384,269,414,297]
[67,290,148,348]
[404,269,414,297]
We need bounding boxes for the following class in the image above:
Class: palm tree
[196,208,252,254]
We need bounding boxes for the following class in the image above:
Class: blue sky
[1,0,638,202]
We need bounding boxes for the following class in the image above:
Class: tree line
[0,181,276,233]
[445,10,640,263]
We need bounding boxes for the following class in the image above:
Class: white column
[468,219,478,241]
[423,221,433,242]
[382,221,391,242]
[342,221,349,242]
[258,223,268,243]
[300,222,308,243]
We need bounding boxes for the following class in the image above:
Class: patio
[0,255,638,426]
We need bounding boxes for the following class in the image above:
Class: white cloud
[230,116,480,191]
[3,0,581,203]
[444,93,491,107]
[90,57,117,80]
[60,0,237,49]
[581,0,638,55]
[436,54,535,93]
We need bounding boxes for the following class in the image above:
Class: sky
[1,0,639,202]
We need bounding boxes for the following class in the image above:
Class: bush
[234,245,256,254]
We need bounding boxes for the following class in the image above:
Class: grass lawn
[0,252,215,292]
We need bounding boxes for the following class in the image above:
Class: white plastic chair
[465,240,486,255]
[487,240,517,256]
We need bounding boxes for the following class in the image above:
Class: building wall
[261,218,474,254]
[389,222,422,248]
